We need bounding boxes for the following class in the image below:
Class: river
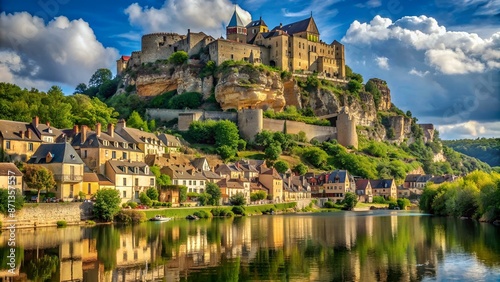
[1,210,500,281]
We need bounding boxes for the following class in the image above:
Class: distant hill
[443,138,500,167]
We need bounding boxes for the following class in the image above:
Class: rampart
[262,118,336,142]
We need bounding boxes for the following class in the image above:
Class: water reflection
[1,211,500,281]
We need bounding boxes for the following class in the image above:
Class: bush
[372,196,386,204]
[302,147,328,168]
[232,206,246,215]
[146,187,159,201]
[139,192,152,207]
[93,189,122,222]
[56,221,67,228]
[250,191,267,202]
[229,192,246,206]
[86,220,96,225]
[323,201,336,208]
[193,210,211,219]
[128,202,138,209]
[388,201,398,210]
[115,210,147,223]
[168,92,203,109]
[397,198,411,210]
[122,203,128,208]
[169,51,188,65]
[274,160,289,174]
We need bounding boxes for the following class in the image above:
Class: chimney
[117,119,126,130]
[26,130,31,139]
[279,23,282,28]
[46,121,50,127]
[81,125,88,144]
[73,125,79,135]
[32,116,39,127]
[96,123,101,137]
[108,123,114,137]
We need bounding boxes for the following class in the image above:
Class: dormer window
[134,167,138,174]
[114,142,118,148]
[103,140,109,146]
[123,143,128,149]
[145,166,149,175]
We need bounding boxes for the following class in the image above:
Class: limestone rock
[367,78,392,111]
[215,66,286,111]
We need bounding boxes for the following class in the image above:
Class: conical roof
[228,8,246,27]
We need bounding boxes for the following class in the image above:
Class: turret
[226,7,247,43]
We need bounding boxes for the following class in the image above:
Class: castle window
[231,54,234,59]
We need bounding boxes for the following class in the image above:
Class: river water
[1,210,500,281]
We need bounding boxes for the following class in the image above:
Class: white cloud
[438,121,500,139]
[125,0,251,37]
[408,68,429,77]
[0,12,118,91]
[375,56,389,69]
[343,15,500,75]
[356,0,382,8]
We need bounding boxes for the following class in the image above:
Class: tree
[397,198,411,210]
[146,187,159,201]
[343,192,358,210]
[168,92,203,109]
[0,188,24,215]
[24,165,56,203]
[169,51,188,65]
[293,163,308,175]
[150,165,171,188]
[127,111,148,131]
[179,185,188,204]
[139,192,152,207]
[217,145,237,160]
[250,191,267,202]
[274,160,289,174]
[26,254,59,281]
[93,188,122,222]
[214,120,240,149]
[265,142,282,161]
[229,192,246,206]
[98,78,119,99]
[88,68,112,88]
[74,83,87,94]
[206,182,222,206]
[347,80,362,93]
[302,147,328,168]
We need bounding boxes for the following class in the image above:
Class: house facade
[370,179,397,199]
[0,163,23,191]
[105,160,155,203]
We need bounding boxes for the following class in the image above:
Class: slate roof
[167,165,207,180]
[201,170,222,180]
[326,170,349,183]
[116,126,164,146]
[0,163,22,176]
[417,175,434,183]
[72,130,141,152]
[370,179,395,189]
[191,157,209,171]
[28,143,84,164]
[246,18,267,28]
[355,179,371,190]
[107,160,153,176]
[0,120,41,141]
[158,133,181,147]
[404,174,421,183]
[97,174,114,186]
[217,178,245,189]
[228,9,246,27]
[271,17,315,36]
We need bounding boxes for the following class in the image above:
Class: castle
[117,9,346,79]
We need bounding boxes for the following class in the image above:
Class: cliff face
[368,78,391,111]
[214,66,286,111]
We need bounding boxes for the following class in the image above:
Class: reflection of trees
[26,254,59,281]
[0,247,23,270]
[94,226,120,270]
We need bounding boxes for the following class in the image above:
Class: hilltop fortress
[117,9,346,79]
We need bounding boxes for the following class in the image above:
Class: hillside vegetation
[443,138,500,168]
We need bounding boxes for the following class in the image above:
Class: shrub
[168,51,188,65]
[93,189,122,222]
[128,202,138,209]
[229,192,246,206]
[323,201,336,208]
[388,201,398,210]
[86,220,96,225]
[302,147,328,168]
[56,221,67,228]
[146,187,159,201]
[115,210,147,223]
[122,203,128,208]
[232,206,246,216]
[372,196,386,204]
[273,160,289,174]
[193,210,211,219]
[397,198,411,210]
[139,192,152,207]
[168,92,203,109]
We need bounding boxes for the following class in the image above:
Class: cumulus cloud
[0,12,118,91]
[375,56,389,69]
[438,121,500,139]
[343,15,500,75]
[125,0,251,37]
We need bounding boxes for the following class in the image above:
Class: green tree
[250,191,267,202]
[74,83,88,94]
[146,187,159,201]
[347,80,362,93]
[26,254,59,281]
[343,192,358,210]
[397,198,411,210]
[139,192,152,207]
[302,147,328,168]
[23,165,56,203]
[179,185,188,204]
[265,142,282,161]
[127,110,149,131]
[229,192,246,206]
[273,160,289,174]
[38,86,73,128]
[215,120,240,149]
[67,94,118,128]
[169,51,188,65]
[206,182,222,206]
[93,188,122,222]
[0,188,24,215]
[217,145,237,160]
[98,77,119,99]
[89,68,112,88]
[150,165,171,188]
[293,163,308,175]
[168,92,203,109]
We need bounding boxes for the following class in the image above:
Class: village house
[215,163,244,180]
[319,170,355,203]
[105,160,155,203]
[258,167,283,202]
[217,178,250,204]
[70,123,144,175]
[0,117,65,162]
[82,172,100,199]
[158,133,182,152]
[0,163,23,191]
[115,119,166,155]
[370,179,397,199]
[282,174,311,201]
[355,179,373,203]
[27,142,85,201]
[145,152,191,168]
[161,164,207,193]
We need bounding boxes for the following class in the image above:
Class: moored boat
[150,215,172,222]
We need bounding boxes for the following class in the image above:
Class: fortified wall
[146,108,358,147]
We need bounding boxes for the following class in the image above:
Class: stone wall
[0,203,91,229]
[262,118,336,142]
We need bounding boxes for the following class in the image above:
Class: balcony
[54,174,83,183]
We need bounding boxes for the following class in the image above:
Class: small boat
[150,215,172,222]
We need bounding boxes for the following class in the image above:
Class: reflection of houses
[355,179,373,203]
[105,160,155,203]
[71,123,144,174]
[28,142,84,201]
[0,162,23,191]
[162,165,207,193]
[0,117,64,162]
[370,179,397,199]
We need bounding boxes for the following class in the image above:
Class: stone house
[215,163,244,180]
[115,120,166,155]
[217,178,250,204]
[161,165,207,193]
[370,179,397,199]
[82,172,100,199]
[158,133,182,152]
[27,142,85,201]
[258,167,283,202]
[282,174,311,201]
[0,162,23,191]
[355,179,373,203]
[320,170,355,202]
[105,160,155,203]
[71,123,144,175]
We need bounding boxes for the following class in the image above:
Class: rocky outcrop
[387,115,412,142]
[367,78,391,111]
[132,65,213,98]
[214,66,286,111]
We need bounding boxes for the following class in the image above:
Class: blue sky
[1,0,499,140]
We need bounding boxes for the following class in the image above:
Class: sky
[0,0,499,140]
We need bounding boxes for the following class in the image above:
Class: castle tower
[246,16,268,43]
[336,107,358,149]
[238,109,263,142]
[226,7,247,43]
